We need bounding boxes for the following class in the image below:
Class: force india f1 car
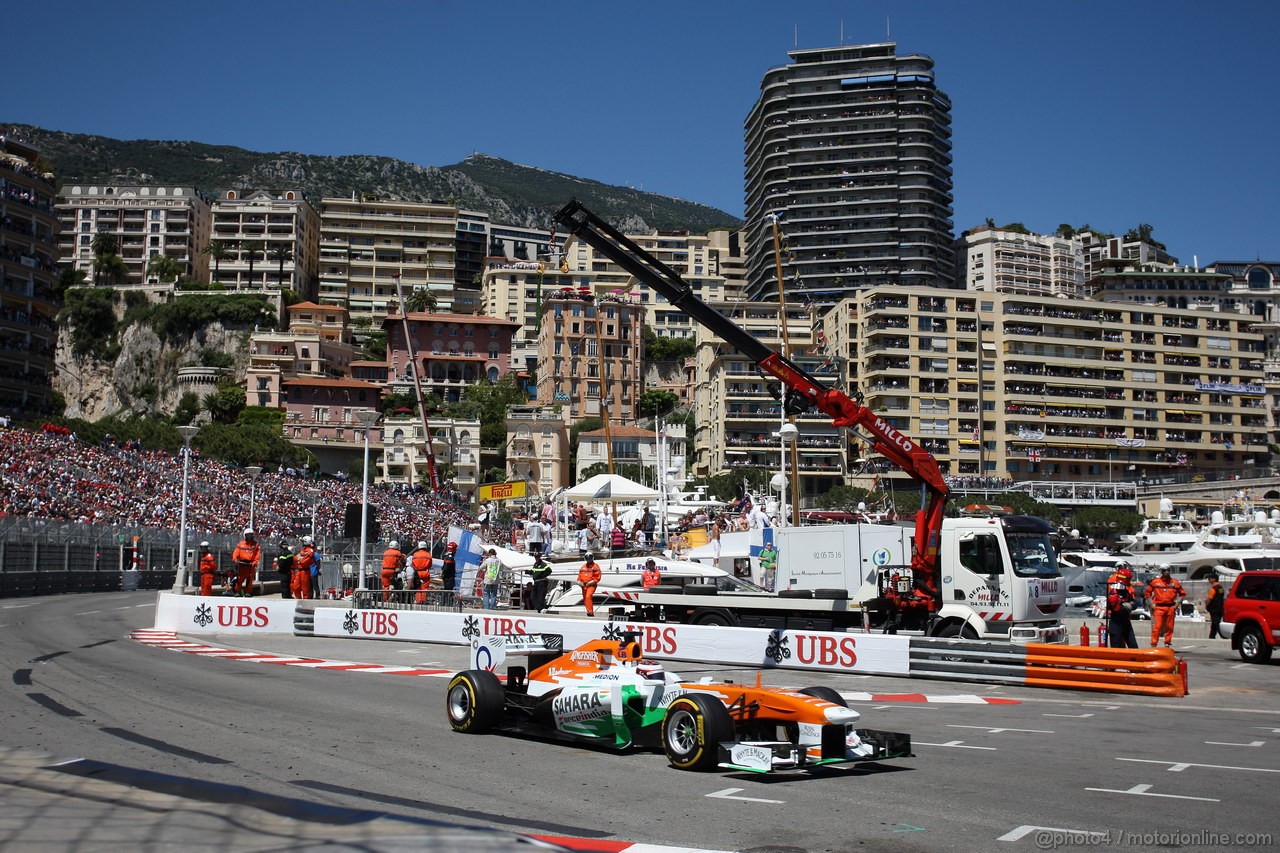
[446,632,912,773]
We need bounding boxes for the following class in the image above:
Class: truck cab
[937,513,1065,642]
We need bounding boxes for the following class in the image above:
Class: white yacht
[1118,503,1201,567]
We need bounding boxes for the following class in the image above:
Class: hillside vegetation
[6,123,742,233]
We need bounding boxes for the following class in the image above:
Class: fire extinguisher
[1080,623,1090,646]
[1098,621,1108,647]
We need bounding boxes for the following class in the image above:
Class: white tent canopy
[561,473,662,502]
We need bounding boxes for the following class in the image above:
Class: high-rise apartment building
[317,197,457,318]
[744,42,956,305]
[956,228,1087,297]
[832,286,1268,486]
[1,137,60,415]
[211,190,318,296]
[692,303,845,502]
[57,184,211,285]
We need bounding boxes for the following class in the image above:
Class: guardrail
[909,638,1186,697]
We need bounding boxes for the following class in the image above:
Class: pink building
[383,311,521,403]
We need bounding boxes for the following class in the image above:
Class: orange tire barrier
[1025,644,1184,698]
[909,638,1186,698]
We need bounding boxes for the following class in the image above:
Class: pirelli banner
[478,480,528,503]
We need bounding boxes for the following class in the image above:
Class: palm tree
[147,254,182,284]
[267,244,293,287]
[404,287,438,313]
[94,254,129,287]
[201,239,233,285]
[90,230,119,286]
[241,241,261,289]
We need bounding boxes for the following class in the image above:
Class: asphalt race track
[1,591,1277,852]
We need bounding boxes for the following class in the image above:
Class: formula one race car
[446,632,911,773]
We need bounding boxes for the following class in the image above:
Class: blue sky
[8,1,1277,263]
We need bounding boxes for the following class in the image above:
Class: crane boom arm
[553,199,950,605]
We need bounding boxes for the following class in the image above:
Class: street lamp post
[772,422,798,527]
[246,466,262,532]
[355,409,381,591]
[172,425,199,592]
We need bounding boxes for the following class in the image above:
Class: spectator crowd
[0,424,492,543]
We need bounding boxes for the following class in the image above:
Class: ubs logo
[194,603,213,627]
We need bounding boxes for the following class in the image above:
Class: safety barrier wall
[908,638,1186,697]
[149,594,1187,696]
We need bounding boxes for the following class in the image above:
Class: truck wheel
[694,610,733,627]
[935,623,979,640]
[1238,626,1273,664]
[663,693,734,771]
[799,685,848,708]
[446,670,504,733]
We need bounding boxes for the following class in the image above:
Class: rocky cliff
[56,320,249,421]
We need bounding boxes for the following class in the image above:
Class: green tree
[201,239,233,284]
[58,287,119,359]
[93,252,128,287]
[173,392,201,426]
[203,384,246,424]
[267,244,293,286]
[816,484,876,512]
[642,327,696,362]
[637,389,680,420]
[1066,507,1143,543]
[404,287,438,313]
[147,254,181,284]
[59,267,87,295]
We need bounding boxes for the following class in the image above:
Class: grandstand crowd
[0,424,494,543]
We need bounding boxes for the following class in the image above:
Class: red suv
[1222,570,1280,664]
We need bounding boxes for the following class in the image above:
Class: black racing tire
[1238,626,1273,664]
[693,609,734,627]
[663,693,735,771]
[647,584,683,595]
[934,622,980,640]
[814,588,849,600]
[684,583,718,596]
[798,685,848,708]
[778,589,813,599]
[446,670,505,733]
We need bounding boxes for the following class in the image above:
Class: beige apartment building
[245,301,357,409]
[377,413,483,493]
[955,227,1087,297]
[693,302,847,504]
[827,286,1268,487]
[211,190,319,295]
[318,197,458,318]
[534,289,645,423]
[505,405,571,497]
[575,423,687,484]
[57,184,211,285]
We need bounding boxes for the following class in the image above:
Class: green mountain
[5,123,743,233]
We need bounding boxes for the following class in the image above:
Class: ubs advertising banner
[154,593,298,633]
[310,608,910,676]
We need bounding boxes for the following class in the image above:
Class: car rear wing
[471,633,565,672]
